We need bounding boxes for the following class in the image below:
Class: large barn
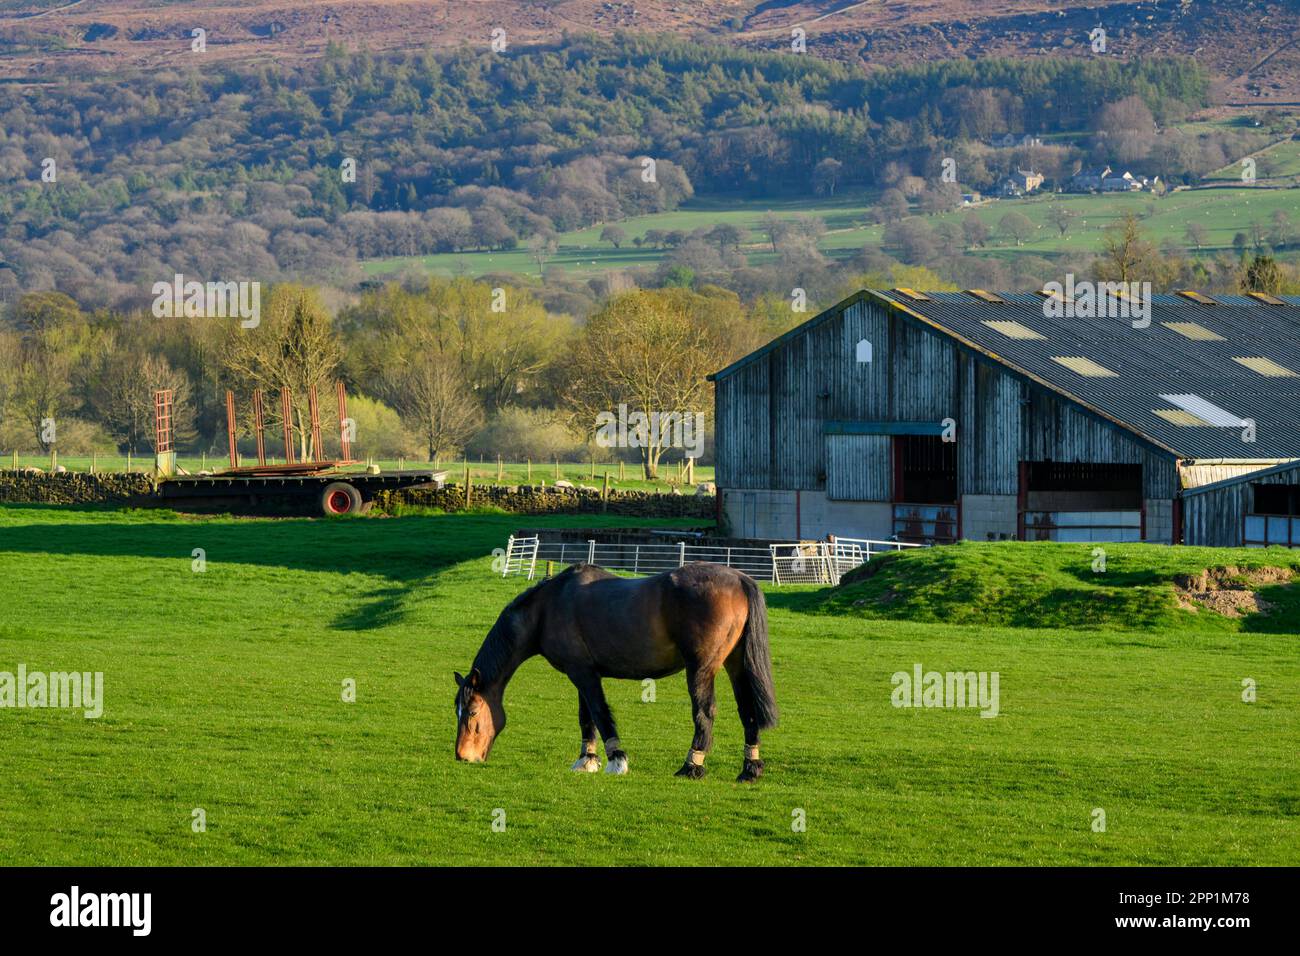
[710,289,1300,547]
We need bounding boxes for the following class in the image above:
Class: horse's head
[453,669,504,762]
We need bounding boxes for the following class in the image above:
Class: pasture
[0,504,1296,865]
[5,457,713,494]
[363,186,1300,284]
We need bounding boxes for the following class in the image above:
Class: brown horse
[454,562,778,781]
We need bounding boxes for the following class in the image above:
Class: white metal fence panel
[501,535,540,579]
[829,537,924,560]
[770,542,839,585]
[499,535,925,585]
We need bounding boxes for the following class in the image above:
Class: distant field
[6,456,714,493]
[1204,137,1300,183]
[363,192,883,281]
[941,187,1300,255]
[364,187,1300,283]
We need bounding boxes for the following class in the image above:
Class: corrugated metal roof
[713,290,1300,460]
[1183,459,1300,496]
[875,290,1300,459]
[1179,460,1296,490]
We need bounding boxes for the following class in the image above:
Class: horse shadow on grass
[0,505,511,632]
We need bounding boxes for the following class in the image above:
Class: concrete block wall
[798,493,893,541]
[961,494,1018,541]
[1144,498,1174,544]
[721,489,798,539]
[722,488,894,541]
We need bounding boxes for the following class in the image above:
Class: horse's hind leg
[725,655,764,783]
[569,670,628,775]
[674,664,716,779]
[571,696,601,772]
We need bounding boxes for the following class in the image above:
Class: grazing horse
[454,562,778,781]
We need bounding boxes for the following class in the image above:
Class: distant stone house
[993,133,1045,149]
[1100,171,1142,192]
[1071,166,1112,191]
[996,169,1045,197]
[1071,166,1159,193]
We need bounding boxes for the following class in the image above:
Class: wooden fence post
[464,463,472,510]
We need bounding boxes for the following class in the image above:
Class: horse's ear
[468,668,482,688]
[454,671,464,686]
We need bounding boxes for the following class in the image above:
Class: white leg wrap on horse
[745,745,760,761]
[604,737,628,774]
[688,748,706,766]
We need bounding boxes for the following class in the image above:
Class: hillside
[813,541,1300,632]
[1,0,1298,102]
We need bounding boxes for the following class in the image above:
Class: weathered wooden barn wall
[959,355,1019,496]
[1184,461,1300,546]
[714,356,770,489]
[715,296,888,491]
[826,434,890,500]
[1020,389,1176,500]
[714,294,1180,500]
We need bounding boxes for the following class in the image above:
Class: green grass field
[0,505,1296,865]
[5,457,713,494]
[363,192,884,280]
[364,187,1300,283]
[1205,138,1300,184]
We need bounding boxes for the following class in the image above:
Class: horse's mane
[472,566,577,684]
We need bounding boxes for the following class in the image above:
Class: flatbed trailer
[158,469,447,516]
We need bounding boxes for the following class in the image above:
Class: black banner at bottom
[0,866,1287,941]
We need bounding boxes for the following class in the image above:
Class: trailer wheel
[320,482,363,516]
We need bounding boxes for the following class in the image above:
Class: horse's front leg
[675,664,716,779]
[571,695,601,772]
[570,670,627,774]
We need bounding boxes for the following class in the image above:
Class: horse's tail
[739,574,779,729]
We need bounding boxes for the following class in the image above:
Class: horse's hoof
[736,759,764,783]
[571,754,600,773]
[675,762,706,779]
[604,751,629,775]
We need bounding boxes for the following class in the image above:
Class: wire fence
[500,534,922,585]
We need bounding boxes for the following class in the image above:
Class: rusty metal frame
[308,385,323,463]
[336,381,352,463]
[225,389,238,468]
[153,389,174,454]
[252,388,267,466]
[280,387,296,465]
